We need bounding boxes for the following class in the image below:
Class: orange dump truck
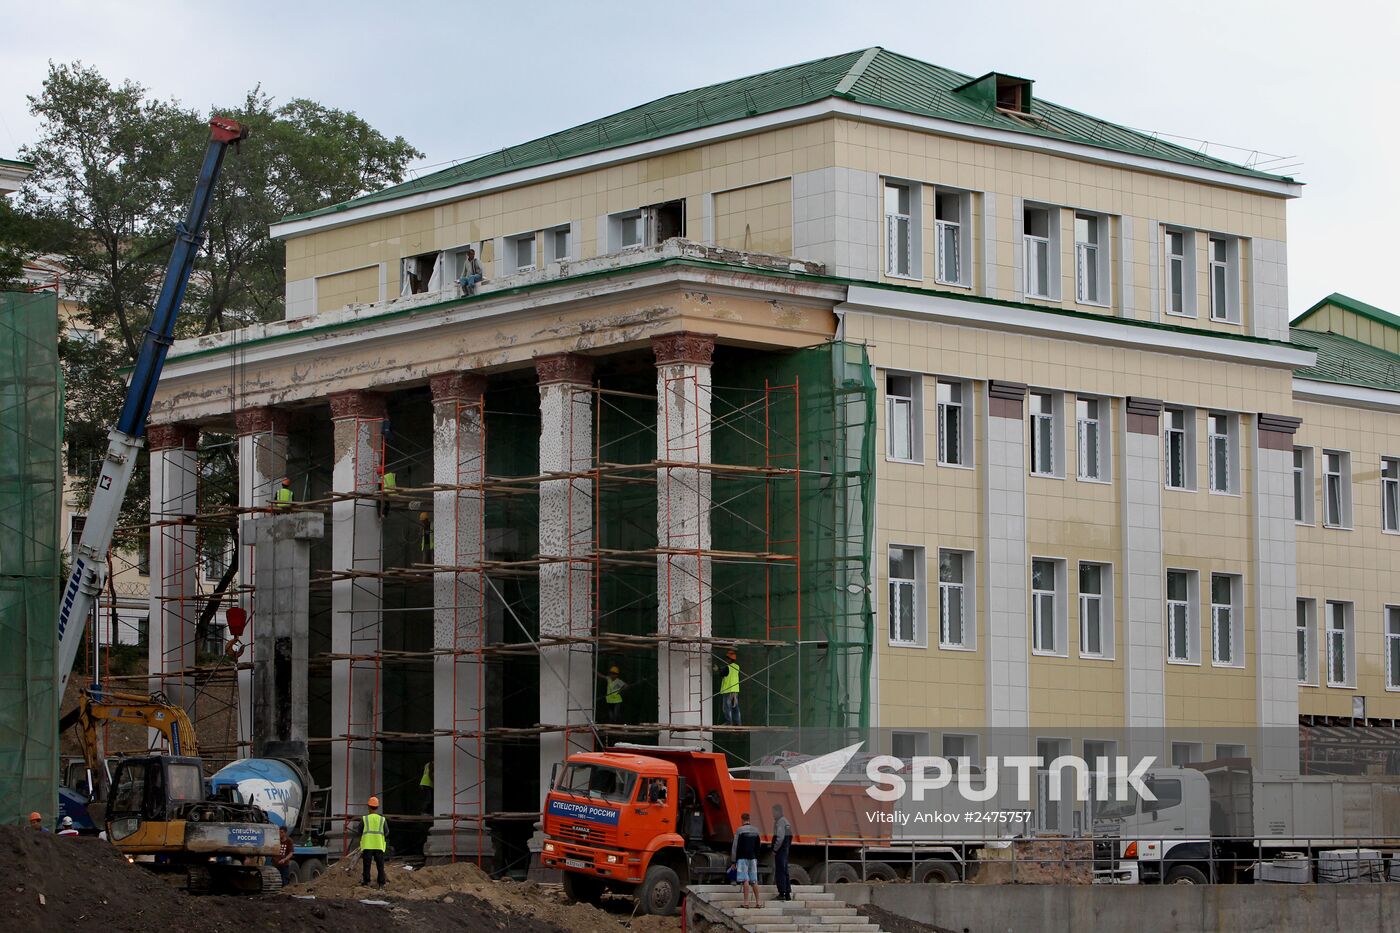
[543,744,967,915]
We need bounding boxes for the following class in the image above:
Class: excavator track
[258,864,284,895]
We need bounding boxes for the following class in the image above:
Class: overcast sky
[2,0,1395,317]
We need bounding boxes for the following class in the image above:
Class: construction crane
[58,687,197,798]
[55,117,248,694]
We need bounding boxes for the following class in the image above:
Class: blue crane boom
[57,117,248,694]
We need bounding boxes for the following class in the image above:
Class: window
[1326,601,1353,687]
[1167,569,1197,663]
[935,190,966,285]
[939,550,970,649]
[546,224,572,262]
[1165,229,1194,316]
[401,250,439,295]
[1323,450,1352,527]
[1078,563,1111,658]
[1387,607,1400,691]
[936,380,968,466]
[611,210,643,250]
[1030,392,1059,477]
[506,232,536,274]
[1297,599,1316,685]
[1293,448,1314,524]
[136,535,150,576]
[1024,205,1057,299]
[1076,396,1106,481]
[888,545,925,646]
[1171,742,1202,767]
[1208,236,1238,323]
[202,535,233,583]
[891,731,929,759]
[1164,407,1195,490]
[885,373,921,462]
[1384,458,1400,532]
[1215,744,1246,761]
[1074,214,1108,305]
[1207,412,1236,494]
[1211,574,1240,666]
[942,733,979,771]
[1032,558,1065,654]
[69,514,86,553]
[885,182,917,278]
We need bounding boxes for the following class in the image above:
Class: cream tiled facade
[147,53,1400,818]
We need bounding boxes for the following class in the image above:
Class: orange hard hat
[726,648,738,659]
[28,811,41,822]
[367,796,380,808]
[280,476,291,485]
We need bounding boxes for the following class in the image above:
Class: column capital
[988,380,1027,419]
[146,422,199,450]
[1126,396,1164,435]
[429,371,488,403]
[328,389,387,421]
[1259,412,1302,450]
[652,332,716,367]
[535,351,594,386]
[233,406,295,436]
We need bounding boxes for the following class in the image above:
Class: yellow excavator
[62,688,285,894]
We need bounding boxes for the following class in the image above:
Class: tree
[18,63,421,646]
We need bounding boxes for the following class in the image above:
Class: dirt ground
[858,903,957,933]
[5,826,679,933]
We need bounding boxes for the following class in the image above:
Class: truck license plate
[565,858,586,869]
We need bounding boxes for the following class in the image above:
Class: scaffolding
[0,291,63,822]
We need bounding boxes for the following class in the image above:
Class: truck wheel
[562,870,605,905]
[186,864,212,896]
[812,861,859,884]
[286,861,303,886]
[861,861,898,882]
[301,858,326,882]
[787,864,811,886]
[1165,864,1208,885]
[913,859,959,883]
[639,865,682,916]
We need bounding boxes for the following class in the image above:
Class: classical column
[535,353,595,802]
[1255,413,1302,776]
[983,381,1029,728]
[234,406,293,758]
[328,389,386,841]
[1122,397,1166,763]
[653,333,715,740]
[147,422,199,717]
[426,371,492,860]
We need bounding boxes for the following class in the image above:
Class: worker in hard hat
[273,476,293,508]
[359,796,388,888]
[598,664,628,724]
[57,816,79,837]
[418,511,433,560]
[28,811,46,832]
[713,648,742,726]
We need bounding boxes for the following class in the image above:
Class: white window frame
[1383,458,1400,533]
[936,379,971,467]
[891,730,930,759]
[1078,562,1113,659]
[1215,743,1247,761]
[938,548,974,650]
[885,372,922,463]
[1207,411,1238,495]
[1031,557,1067,656]
[1075,396,1108,482]
[504,231,537,274]
[1297,598,1317,685]
[1326,600,1354,687]
[1210,573,1242,667]
[1387,606,1400,692]
[1208,235,1241,324]
[1029,391,1062,478]
[1074,212,1110,306]
[888,544,926,647]
[1293,447,1315,525]
[609,209,644,251]
[1163,406,1196,491]
[941,733,980,772]
[1323,449,1352,529]
[1166,568,1199,664]
[934,188,970,287]
[1024,203,1060,300]
[1171,742,1203,767]
[1164,228,1196,318]
[545,223,572,262]
[884,180,921,280]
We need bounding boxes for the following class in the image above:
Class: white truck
[1092,762,1400,883]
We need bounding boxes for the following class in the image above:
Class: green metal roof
[281,47,1295,228]
[1292,292,1400,333]
[0,156,33,170]
[1291,328,1400,391]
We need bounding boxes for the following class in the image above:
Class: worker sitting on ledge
[273,476,293,508]
[458,246,485,295]
[713,648,741,726]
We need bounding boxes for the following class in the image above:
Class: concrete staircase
[685,884,888,933]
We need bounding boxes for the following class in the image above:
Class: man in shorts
[730,811,762,908]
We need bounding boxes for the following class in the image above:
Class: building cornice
[1293,377,1400,413]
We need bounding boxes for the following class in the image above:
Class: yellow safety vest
[720,662,740,695]
[381,471,397,491]
[360,812,387,851]
[420,764,433,788]
[274,486,293,507]
[606,677,624,704]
